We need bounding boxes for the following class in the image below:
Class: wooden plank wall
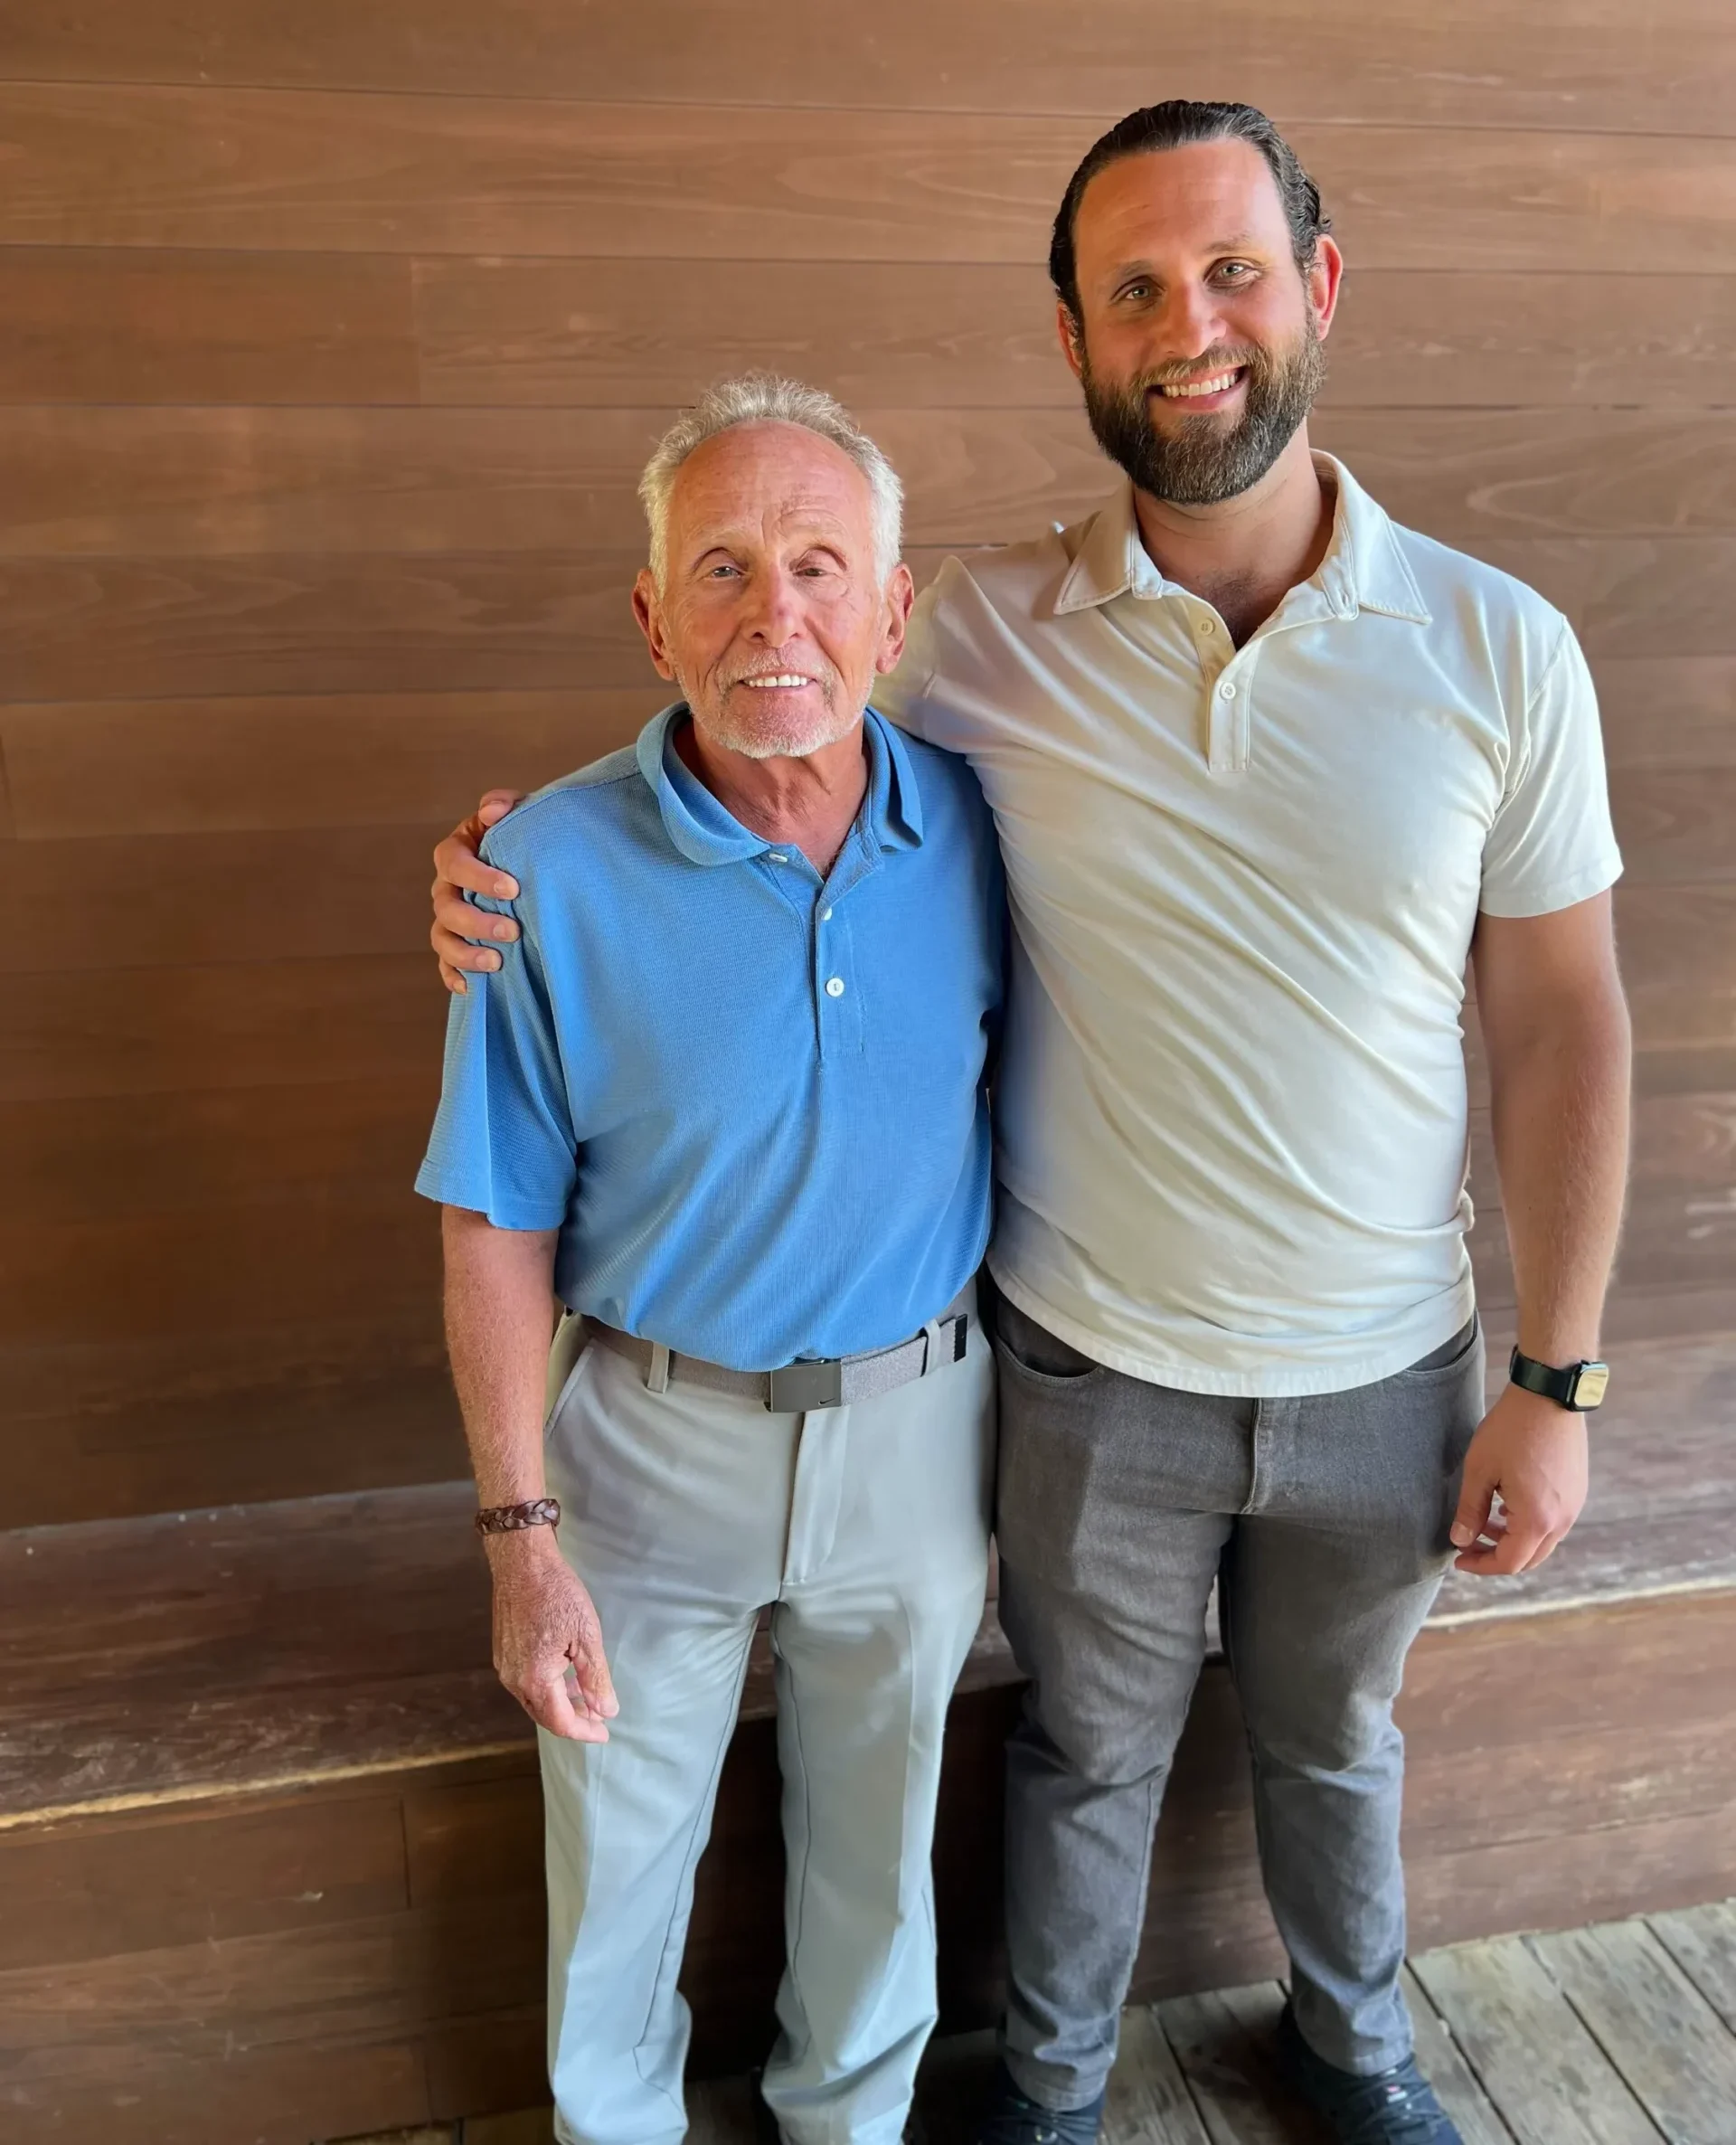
[2,5,1733,1528]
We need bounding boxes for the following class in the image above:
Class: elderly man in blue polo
[414,375,1003,2145]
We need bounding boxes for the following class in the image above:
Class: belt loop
[645,1342,671,1395]
[920,1320,944,1375]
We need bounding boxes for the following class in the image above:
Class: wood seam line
[1522,1932,1675,2142]
[0,1739,531,1834]
[1424,1573,1736,1630]
[2,1581,1730,1835]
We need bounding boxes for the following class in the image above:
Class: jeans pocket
[1395,1314,1482,1384]
[994,1299,1101,1384]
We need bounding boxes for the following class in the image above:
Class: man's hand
[433,790,527,993]
[1448,1383,1590,1575]
[486,1529,619,1742]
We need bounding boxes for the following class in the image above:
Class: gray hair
[637,372,904,587]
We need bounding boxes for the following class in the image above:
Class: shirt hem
[412,1174,568,1232]
[1477,854,1622,920]
[986,1258,1479,1399]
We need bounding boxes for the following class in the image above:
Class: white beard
[690,681,862,761]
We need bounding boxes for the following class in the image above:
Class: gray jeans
[992,1296,1485,2102]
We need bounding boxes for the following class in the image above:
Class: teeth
[1158,370,1241,399]
[741,675,811,688]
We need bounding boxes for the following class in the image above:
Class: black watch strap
[1509,1347,1609,1412]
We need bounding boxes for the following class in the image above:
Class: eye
[705,562,742,580]
[1213,260,1257,283]
[1115,279,1154,304]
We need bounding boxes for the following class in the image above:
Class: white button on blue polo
[418,702,1005,1371]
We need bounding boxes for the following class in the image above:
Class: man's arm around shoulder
[443,1206,618,1741]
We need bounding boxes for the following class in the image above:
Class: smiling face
[1061,137,1342,506]
[632,420,913,761]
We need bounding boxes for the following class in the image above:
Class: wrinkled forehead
[667,420,877,556]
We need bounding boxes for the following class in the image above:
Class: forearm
[1487,995,1630,1361]
[441,1205,561,1506]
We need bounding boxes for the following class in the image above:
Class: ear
[1055,299,1086,383]
[873,562,917,676]
[632,568,681,684]
[1308,235,1346,345]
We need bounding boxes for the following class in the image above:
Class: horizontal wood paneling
[5,406,1735,562]
[413,260,1736,412]
[5,0,1734,137]
[5,90,1736,270]
[1,690,660,839]
[1,1080,437,1221]
[8,252,1733,411]
[0,246,417,405]
[1598,657,1736,770]
[0,1791,410,1971]
[0,823,443,972]
[3,536,1731,713]
[0,1321,462,1529]
[11,686,1723,851]
[0,955,442,1101]
[0,1200,442,1348]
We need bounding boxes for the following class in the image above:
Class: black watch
[1508,1347,1609,1413]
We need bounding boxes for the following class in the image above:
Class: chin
[706,700,859,761]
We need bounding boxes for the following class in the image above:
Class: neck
[676,713,871,874]
[1130,430,1335,645]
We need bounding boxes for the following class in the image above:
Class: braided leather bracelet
[474,1497,561,1536]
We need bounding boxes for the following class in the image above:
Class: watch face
[1575,1362,1610,1409]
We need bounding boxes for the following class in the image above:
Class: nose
[1154,278,1230,365]
[740,563,805,645]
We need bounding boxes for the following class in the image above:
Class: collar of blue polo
[636,701,925,868]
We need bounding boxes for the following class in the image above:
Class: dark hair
[1049,100,1332,320]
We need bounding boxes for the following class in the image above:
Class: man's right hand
[486,1528,619,1743]
[433,790,527,993]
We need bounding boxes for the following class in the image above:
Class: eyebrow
[1109,232,1269,278]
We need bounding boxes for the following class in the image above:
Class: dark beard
[1080,324,1326,506]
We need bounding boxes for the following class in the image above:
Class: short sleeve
[413,886,578,1229]
[1479,621,1623,918]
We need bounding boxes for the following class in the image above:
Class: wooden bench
[3,1325,1732,2145]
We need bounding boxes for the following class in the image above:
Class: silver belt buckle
[768,1356,844,1413]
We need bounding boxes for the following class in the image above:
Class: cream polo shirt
[879,454,1622,1396]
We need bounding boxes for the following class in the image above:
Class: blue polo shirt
[416,704,1004,1370]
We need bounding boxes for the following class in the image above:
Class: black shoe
[976,2060,1106,2145]
[1276,2003,1463,2144]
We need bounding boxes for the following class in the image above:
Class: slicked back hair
[1049,100,1332,322]
[638,372,904,587]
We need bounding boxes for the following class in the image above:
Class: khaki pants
[538,1295,995,2145]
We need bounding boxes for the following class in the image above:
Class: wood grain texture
[1410,1937,1665,2145]
[1527,1920,1736,2140]
[0,1789,410,1971]
[0,547,963,701]
[1155,1982,1332,2145]
[0,246,417,405]
[1650,1901,1736,2031]
[5,90,1736,271]
[6,407,1735,563]
[13,689,1721,882]
[0,1485,516,1823]
[0,954,442,1102]
[6,0,1734,137]
[1398,1966,1519,2145]
[410,258,1736,412]
[1,690,661,840]
[1099,2005,1213,2145]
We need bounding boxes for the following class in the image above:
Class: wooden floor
[348,1900,1736,2145]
